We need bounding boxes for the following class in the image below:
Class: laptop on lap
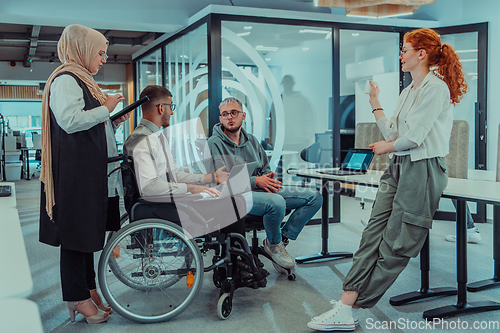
[319,148,375,176]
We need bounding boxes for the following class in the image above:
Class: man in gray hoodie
[206,97,322,271]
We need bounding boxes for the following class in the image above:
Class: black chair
[294,142,322,187]
[98,154,268,322]
[300,142,322,165]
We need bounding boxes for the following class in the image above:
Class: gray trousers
[343,155,448,308]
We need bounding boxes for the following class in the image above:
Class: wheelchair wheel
[217,293,232,320]
[98,218,204,323]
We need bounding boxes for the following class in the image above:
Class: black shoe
[233,260,254,285]
[236,258,268,281]
[282,234,290,247]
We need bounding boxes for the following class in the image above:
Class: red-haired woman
[308,28,468,331]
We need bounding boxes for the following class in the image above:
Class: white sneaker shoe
[272,261,289,274]
[264,239,295,269]
[329,300,359,326]
[307,300,355,331]
[445,228,481,244]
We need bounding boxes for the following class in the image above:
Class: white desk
[0,181,17,209]
[0,208,33,298]
[0,299,43,332]
[291,167,500,319]
[265,150,303,185]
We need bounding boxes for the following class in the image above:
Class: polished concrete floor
[13,179,500,332]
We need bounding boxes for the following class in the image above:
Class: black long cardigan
[39,72,109,253]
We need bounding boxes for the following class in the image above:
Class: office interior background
[1,0,500,332]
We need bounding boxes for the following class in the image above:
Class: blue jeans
[248,186,322,244]
[451,199,475,229]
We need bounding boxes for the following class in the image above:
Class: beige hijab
[41,24,108,219]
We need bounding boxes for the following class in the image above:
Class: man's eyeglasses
[220,110,243,119]
[156,103,176,111]
[98,51,108,61]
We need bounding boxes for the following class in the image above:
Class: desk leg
[21,150,31,180]
[26,152,30,180]
[390,234,457,306]
[295,179,353,264]
[423,200,500,320]
[467,205,500,292]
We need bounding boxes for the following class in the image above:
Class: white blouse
[376,71,453,161]
[49,75,123,197]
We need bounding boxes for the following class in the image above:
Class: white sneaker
[327,300,359,326]
[272,261,289,274]
[307,300,355,331]
[445,228,481,244]
[264,239,295,269]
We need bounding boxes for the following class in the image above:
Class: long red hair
[404,28,468,105]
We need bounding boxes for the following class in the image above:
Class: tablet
[110,96,149,121]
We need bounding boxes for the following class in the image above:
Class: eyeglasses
[98,51,108,61]
[400,48,420,55]
[220,110,243,119]
[156,103,176,111]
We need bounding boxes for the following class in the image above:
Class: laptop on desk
[319,148,374,176]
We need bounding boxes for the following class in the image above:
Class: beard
[222,123,241,133]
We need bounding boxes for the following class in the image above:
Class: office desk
[291,169,383,264]
[291,168,500,319]
[0,181,16,209]
[0,208,33,299]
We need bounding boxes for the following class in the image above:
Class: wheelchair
[98,154,272,323]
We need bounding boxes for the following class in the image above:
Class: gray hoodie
[206,123,271,191]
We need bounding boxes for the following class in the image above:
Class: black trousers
[60,248,97,301]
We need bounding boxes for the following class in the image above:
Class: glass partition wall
[135,48,162,120]
[133,14,488,192]
[132,16,404,187]
[221,21,332,184]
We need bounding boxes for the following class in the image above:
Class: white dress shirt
[131,130,204,198]
[49,75,123,196]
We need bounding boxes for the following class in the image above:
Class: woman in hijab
[39,24,129,324]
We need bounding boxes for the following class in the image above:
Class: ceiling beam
[28,25,41,57]
[24,25,41,67]
[0,32,59,42]
[107,36,152,46]
[140,32,156,45]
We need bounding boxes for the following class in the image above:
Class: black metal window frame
[434,22,488,171]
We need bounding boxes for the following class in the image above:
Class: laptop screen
[340,149,374,172]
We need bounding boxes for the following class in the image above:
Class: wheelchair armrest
[138,193,204,204]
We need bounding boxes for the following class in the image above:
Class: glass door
[435,23,488,171]
[435,23,488,222]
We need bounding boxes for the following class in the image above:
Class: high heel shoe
[90,289,112,313]
[67,298,110,324]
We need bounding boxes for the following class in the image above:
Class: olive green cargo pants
[343,155,448,308]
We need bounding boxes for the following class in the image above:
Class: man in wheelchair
[122,86,268,296]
